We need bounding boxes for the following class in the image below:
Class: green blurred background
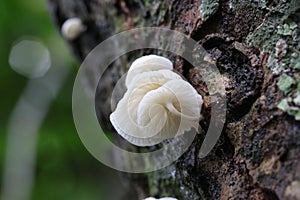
[0,0,125,199]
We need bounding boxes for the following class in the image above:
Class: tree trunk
[47,0,300,199]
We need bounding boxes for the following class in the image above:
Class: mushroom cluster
[110,55,203,146]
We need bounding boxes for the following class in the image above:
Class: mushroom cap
[144,197,178,200]
[125,55,173,87]
[110,55,203,146]
[61,18,86,40]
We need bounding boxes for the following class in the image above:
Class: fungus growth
[61,18,86,40]
[110,55,203,146]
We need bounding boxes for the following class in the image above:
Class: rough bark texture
[47,0,300,199]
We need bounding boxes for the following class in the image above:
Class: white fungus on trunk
[110,55,203,146]
[143,197,178,200]
[61,18,86,40]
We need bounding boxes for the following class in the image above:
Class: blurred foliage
[0,0,124,199]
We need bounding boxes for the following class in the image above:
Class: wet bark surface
[48,0,300,199]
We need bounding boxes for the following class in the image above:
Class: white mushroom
[143,197,178,200]
[110,55,203,146]
[61,18,86,40]
[125,55,173,87]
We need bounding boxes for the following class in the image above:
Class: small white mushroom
[110,55,203,147]
[144,197,178,200]
[61,18,86,40]
[125,55,173,87]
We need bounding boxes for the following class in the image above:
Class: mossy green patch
[200,0,219,22]
[146,165,181,198]
[277,73,295,94]
[246,0,300,120]
[278,98,290,111]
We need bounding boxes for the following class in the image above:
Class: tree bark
[47,0,300,199]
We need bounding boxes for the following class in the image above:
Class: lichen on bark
[246,0,300,121]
